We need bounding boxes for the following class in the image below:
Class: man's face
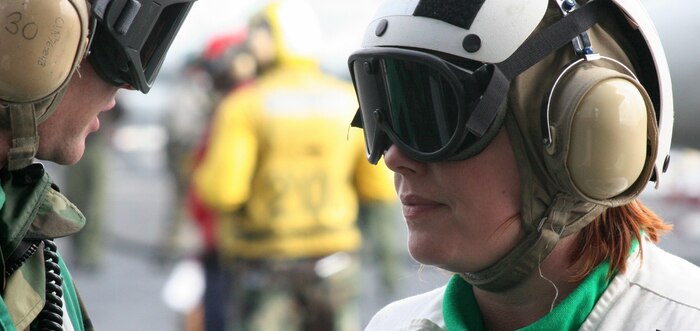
[35,59,119,165]
[249,27,276,68]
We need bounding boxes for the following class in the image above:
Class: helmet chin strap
[460,194,604,292]
[6,103,39,171]
[3,87,68,171]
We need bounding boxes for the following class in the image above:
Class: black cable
[36,239,63,331]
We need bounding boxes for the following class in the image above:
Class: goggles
[348,47,494,164]
[88,0,195,93]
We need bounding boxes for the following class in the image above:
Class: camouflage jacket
[0,164,92,331]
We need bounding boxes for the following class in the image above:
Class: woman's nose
[383,144,426,176]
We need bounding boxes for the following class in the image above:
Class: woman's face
[384,129,524,273]
[36,60,119,165]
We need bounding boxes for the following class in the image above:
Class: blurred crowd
[151,1,402,330]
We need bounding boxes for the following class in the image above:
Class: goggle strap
[466,0,608,137]
[500,0,608,79]
[466,66,508,136]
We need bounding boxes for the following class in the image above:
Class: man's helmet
[0,0,195,170]
[348,0,672,291]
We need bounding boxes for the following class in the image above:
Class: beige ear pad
[0,0,87,103]
[567,77,649,199]
[546,64,656,202]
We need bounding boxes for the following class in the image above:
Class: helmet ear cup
[567,77,650,199]
[544,63,656,202]
[0,0,89,104]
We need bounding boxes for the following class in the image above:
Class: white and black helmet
[349,0,673,291]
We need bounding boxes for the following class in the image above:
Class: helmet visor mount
[89,0,195,93]
[349,47,492,164]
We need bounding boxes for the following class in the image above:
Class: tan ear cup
[567,76,650,199]
[0,0,88,103]
[0,0,89,170]
[544,62,656,202]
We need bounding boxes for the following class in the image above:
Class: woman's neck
[472,235,583,331]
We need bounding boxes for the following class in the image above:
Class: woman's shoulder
[630,240,700,306]
[365,286,447,331]
[583,241,700,330]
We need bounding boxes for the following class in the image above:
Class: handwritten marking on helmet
[38,17,65,67]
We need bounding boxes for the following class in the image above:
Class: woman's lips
[400,194,445,219]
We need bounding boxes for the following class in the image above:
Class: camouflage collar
[0,164,85,259]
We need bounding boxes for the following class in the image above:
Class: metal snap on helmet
[348,0,673,291]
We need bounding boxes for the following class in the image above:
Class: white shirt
[365,240,700,331]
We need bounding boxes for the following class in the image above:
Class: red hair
[569,199,672,281]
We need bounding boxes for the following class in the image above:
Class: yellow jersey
[193,64,396,259]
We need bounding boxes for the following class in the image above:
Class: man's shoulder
[365,286,446,331]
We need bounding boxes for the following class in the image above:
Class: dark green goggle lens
[351,55,462,163]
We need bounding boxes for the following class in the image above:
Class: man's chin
[36,146,85,166]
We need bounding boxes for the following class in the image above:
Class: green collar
[444,239,639,331]
[444,273,483,331]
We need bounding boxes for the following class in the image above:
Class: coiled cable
[36,239,63,331]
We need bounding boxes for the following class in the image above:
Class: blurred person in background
[192,0,398,330]
[182,32,262,331]
[347,0,700,330]
[159,31,259,265]
[64,102,124,272]
[0,0,194,329]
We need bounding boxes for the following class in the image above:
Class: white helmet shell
[612,0,673,187]
[362,0,548,63]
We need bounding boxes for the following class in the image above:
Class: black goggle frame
[349,47,492,164]
[89,0,195,93]
[348,1,613,165]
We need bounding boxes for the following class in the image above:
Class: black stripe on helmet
[414,0,486,29]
